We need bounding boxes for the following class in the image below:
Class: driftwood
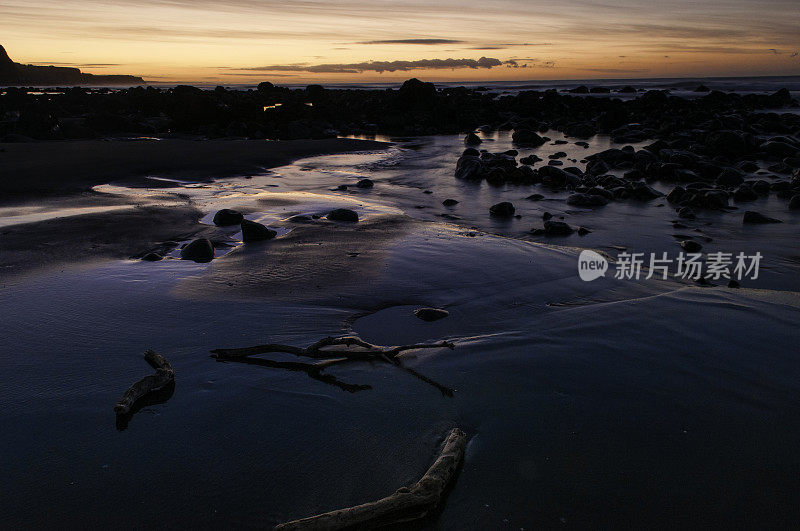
[114,349,175,415]
[275,428,467,530]
[211,336,455,395]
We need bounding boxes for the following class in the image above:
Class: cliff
[0,44,145,86]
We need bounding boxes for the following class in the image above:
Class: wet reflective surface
[1,133,799,528]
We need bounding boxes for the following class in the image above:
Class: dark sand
[0,138,388,281]
[0,138,387,197]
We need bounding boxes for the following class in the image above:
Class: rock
[413,307,449,322]
[743,211,782,224]
[566,193,609,206]
[520,154,543,165]
[525,194,545,201]
[543,220,575,235]
[511,129,546,146]
[694,84,711,92]
[455,154,484,180]
[789,195,800,210]
[489,202,516,217]
[761,141,798,158]
[213,209,244,226]
[706,130,746,157]
[464,132,482,145]
[715,168,745,186]
[327,208,359,222]
[733,186,757,202]
[549,151,567,159]
[728,279,740,288]
[180,238,215,263]
[442,199,459,206]
[678,206,697,219]
[542,212,553,221]
[680,240,703,252]
[666,186,686,203]
[141,252,163,261]
[241,219,277,242]
[356,178,374,189]
[577,226,591,236]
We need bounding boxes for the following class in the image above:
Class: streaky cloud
[356,39,464,45]
[242,56,505,73]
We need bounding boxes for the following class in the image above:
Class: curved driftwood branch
[275,428,467,530]
[114,349,175,415]
[211,336,455,394]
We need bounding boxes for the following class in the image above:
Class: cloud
[242,56,506,73]
[580,67,650,73]
[356,39,464,45]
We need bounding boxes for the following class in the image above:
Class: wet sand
[1,135,799,529]
[0,138,387,281]
[0,138,387,197]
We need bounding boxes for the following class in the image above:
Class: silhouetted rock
[543,220,574,235]
[180,238,215,263]
[141,252,163,262]
[680,240,703,252]
[442,199,459,206]
[489,201,515,217]
[327,208,359,222]
[743,211,782,224]
[241,219,277,242]
[413,308,449,321]
[356,178,374,188]
[213,209,244,226]
[511,129,545,146]
[464,132,482,145]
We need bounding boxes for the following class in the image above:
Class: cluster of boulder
[456,103,800,229]
[146,206,362,263]
[2,77,796,141]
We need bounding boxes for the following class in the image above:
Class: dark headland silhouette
[0,44,144,86]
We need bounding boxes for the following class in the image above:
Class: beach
[1,117,800,527]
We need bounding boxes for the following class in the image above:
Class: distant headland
[0,44,145,86]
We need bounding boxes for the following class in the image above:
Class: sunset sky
[2,0,800,84]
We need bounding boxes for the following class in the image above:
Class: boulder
[327,208,359,222]
[566,193,609,206]
[413,308,449,322]
[743,211,782,224]
[489,202,516,217]
[464,132,482,145]
[356,178,374,189]
[442,199,459,206]
[543,220,575,235]
[511,129,546,146]
[180,238,215,263]
[213,208,244,226]
[241,219,277,242]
